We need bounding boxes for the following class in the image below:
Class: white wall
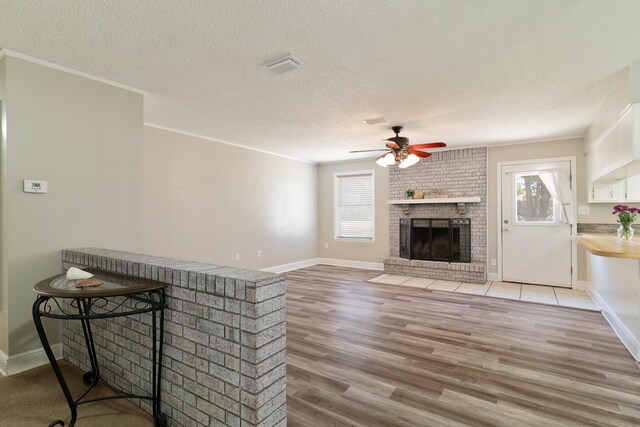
[585,252,640,360]
[142,126,318,269]
[4,56,144,355]
[317,159,389,264]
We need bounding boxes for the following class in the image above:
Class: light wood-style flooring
[286,265,640,426]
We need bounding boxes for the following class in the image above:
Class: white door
[501,161,572,287]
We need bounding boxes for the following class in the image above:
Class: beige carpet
[0,361,152,426]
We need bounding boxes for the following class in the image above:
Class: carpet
[0,360,152,426]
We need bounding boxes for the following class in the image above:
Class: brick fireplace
[400,218,471,262]
[384,147,487,283]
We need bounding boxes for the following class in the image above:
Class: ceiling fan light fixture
[352,125,445,169]
[383,152,396,165]
[376,152,396,167]
[399,153,420,169]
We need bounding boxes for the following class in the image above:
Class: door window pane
[515,174,554,223]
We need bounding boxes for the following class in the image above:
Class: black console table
[32,269,167,427]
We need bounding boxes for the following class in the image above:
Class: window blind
[335,172,374,240]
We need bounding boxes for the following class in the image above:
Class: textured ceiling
[1,1,640,163]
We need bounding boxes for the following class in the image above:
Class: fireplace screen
[399,218,471,262]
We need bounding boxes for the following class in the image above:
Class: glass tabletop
[49,276,130,292]
[34,268,167,298]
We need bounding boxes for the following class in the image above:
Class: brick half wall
[61,248,286,427]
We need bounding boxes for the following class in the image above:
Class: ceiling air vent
[265,55,304,74]
[362,117,388,126]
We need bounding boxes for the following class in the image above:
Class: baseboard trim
[262,257,384,274]
[0,349,7,376]
[316,258,384,271]
[487,273,498,282]
[261,258,321,273]
[0,344,63,376]
[587,287,640,361]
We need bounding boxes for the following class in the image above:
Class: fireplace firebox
[399,218,471,262]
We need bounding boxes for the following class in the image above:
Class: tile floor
[368,274,599,311]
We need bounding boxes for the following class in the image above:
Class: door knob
[504,219,509,224]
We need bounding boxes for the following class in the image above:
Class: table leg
[32,296,77,427]
[78,298,100,386]
[152,290,167,427]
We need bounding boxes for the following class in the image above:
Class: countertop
[575,233,640,259]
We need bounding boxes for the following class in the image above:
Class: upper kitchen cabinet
[585,62,640,203]
[586,105,640,203]
[587,104,640,203]
[586,105,636,182]
[626,174,640,201]
[590,179,627,203]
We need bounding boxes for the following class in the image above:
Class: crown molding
[144,123,317,165]
[319,157,378,166]
[478,134,584,149]
[0,49,146,95]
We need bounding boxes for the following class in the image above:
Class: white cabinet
[589,174,640,203]
[588,107,635,182]
[627,175,640,201]
[587,104,640,203]
[590,180,627,203]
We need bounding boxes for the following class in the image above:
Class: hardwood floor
[285,265,640,427]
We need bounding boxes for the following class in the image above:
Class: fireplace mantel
[388,196,481,215]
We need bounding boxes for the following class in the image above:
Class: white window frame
[333,169,376,242]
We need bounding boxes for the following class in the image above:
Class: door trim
[496,156,577,287]
[0,98,4,308]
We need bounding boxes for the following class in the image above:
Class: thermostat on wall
[24,180,48,193]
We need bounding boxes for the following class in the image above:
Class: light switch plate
[23,180,48,193]
[578,205,590,215]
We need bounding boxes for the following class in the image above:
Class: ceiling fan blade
[349,149,392,153]
[408,149,432,158]
[410,142,446,149]
[385,141,399,149]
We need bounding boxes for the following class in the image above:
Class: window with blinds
[334,170,375,240]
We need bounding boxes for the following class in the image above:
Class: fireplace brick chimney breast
[385,147,487,283]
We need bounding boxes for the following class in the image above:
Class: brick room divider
[61,248,286,427]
